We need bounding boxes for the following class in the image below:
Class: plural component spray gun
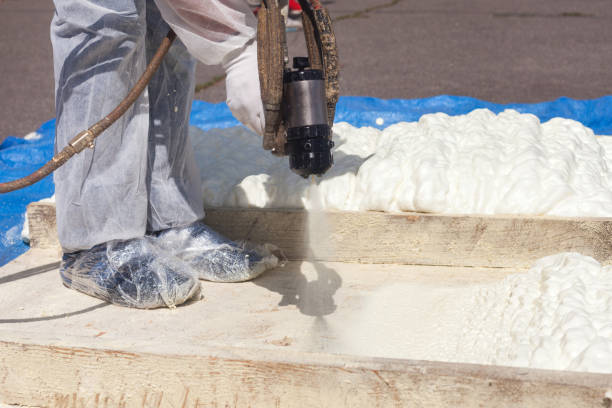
[257,0,339,178]
[284,56,335,177]
[0,0,339,193]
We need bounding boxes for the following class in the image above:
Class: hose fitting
[69,129,95,153]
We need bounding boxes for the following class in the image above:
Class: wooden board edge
[26,201,612,228]
[0,340,610,408]
[203,207,612,268]
[26,202,612,268]
[26,201,60,250]
[204,206,612,223]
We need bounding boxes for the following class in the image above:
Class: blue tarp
[2,95,612,266]
[335,95,612,134]
[0,120,56,266]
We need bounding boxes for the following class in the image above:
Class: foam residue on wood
[331,252,612,374]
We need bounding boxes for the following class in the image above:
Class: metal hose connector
[0,30,177,194]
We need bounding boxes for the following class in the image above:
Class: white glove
[222,40,265,136]
[153,0,264,135]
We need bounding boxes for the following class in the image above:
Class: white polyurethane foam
[193,108,612,217]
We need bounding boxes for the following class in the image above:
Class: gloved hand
[222,40,265,137]
[153,0,264,135]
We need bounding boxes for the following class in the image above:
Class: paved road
[0,0,55,141]
[1,0,612,142]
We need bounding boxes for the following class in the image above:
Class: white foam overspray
[305,176,331,258]
[329,252,612,374]
[301,176,342,347]
[328,282,471,361]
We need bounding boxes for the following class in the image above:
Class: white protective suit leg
[52,0,277,308]
[144,2,204,232]
[51,0,203,252]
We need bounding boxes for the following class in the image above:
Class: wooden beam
[1,340,611,408]
[26,201,59,250]
[2,247,611,407]
[206,208,612,268]
[26,202,612,268]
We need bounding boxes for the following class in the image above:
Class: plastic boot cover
[151,221,281,283]
[60,238,201,309]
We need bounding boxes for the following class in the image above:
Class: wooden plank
[0,248,60,278]
[1,251,611,407]
[26,202,612,268]
[1,340,611,408]
[26,201,59,250]
[206,208,612,268]
[0,259,519,358]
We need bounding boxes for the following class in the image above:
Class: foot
[60,238,201,309]
[150,221,280,283]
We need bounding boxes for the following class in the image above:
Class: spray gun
[283,56,334,177]
[0,0,339,193]
[257,0,339,178]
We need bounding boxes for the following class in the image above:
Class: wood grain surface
[205,207,612,268]
[1,340,611,408]
[26,201,59,249]
[27,202,612,268]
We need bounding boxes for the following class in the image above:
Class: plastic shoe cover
[60,238,201,309]
[150,221,281,283]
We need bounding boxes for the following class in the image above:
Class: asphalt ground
[1,0,612,143]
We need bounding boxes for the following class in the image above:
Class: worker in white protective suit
[51,0,279,309]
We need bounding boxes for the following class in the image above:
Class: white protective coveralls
[51,0,278,308]
[52,0,264,251]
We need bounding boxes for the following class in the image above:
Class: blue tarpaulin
[2,95,612,266]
